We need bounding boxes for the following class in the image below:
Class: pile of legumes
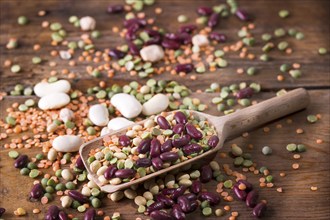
[87,111,219,185]
[0,0,324,219]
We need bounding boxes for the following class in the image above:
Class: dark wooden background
[0,0,329,219]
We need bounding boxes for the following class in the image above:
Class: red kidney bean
[75,156,85,170]
[150,210,173,220]
[161,39,181,50]
[146,35,162,45]
[188,200,198,213]
[107,4,124,14]
[150,138,161,158]
[128,41,140,55]
[185,123,202,140]
[183,143,202,155]
[104,165,118,180]
[145,29,161,37]
[207,135,219,148]
[165,33,183,42]
[173,124,185,134]
[208,13,219,28]
[68,190,89,204]
[108,49,126,59]
[137,138,152,154]
[200,165,212,183]
[182,34,192,45]
[157,116,171,129]
[45,205,60,220]
[174,111,187,124]
[161,139,173,153]
[171,204,185,220]
[183,193,197,202]
[119,135,131,147]
[172,134,191,148]
[156,194,174,207]
[177,196,191,213]
[124,18,147,28]
[174,64,194,73]
[246,190,259,208]
[30,183,44,200]
[126,23,139,40]
[58,211,68,220]
[147,201,165,213]
[14,154,28,168]
[0,208,5,218]
[152,157,164,170]
[197,6,213,16]
[172,186,187,200]
[253,202,267,218]
[191,180,202,194]
[236,87,254,99]
[115,169,136,179]
[199,192,220,205]
[136,158,151,167]
[178,24,197,33]
[160,152,179,162]
[236,9,251,21]
[84,208,96,220]
[209,32,227,42]
[238,179,253,192]
[233,184,247,201]
[162,188,176,196]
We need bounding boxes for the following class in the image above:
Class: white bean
[192,34,209,47]
[107,117,135,131]
[52,135,83,152]
[34,80,71,97]
[80,16,96,31]
[140,45,164,62]
[88,104,109,126]
[59,108,74,123]
[142,94,169,116]
[38,93,70,110]
[111,93,142,118]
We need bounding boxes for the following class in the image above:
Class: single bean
[30,183,44,199]
[165,33,185,42]
[104,165,118,180]
[152,157,164,170]
[183,143,202,155]
[236,9,250,21]
[124,18,147,28]
[191,180,202,194]
[161,188,176,196]
[107,4,124,14]
[173,124,185,134]
[14,154,29,168]
[137,138,152,154]
[238,179,253,192]
[108,49,126,59]
[75,156,85,170]
[199,192,220,205]
[84,208,96,220]
[174,64,194,73]
[171,204,186,220]
[45,205,60,220]
[161,39,181,50]
[68,190,89,204]
[136,158,151,167]
[172,135,191,148]
[147,201,165,213]
[58,211,68,220]
[0,207,5,218]
[253,202,267,218]
[177,196,191,213]
[208,135,219,148]
[236,87,254,99]
[145,35,162,45]
[233,185,247,201]
[115,169,136,178]
[160,152,179,162]
[172,186,187,200]
[156,194,174,207]
[150,138,161,158]
[197,6,213,16]
[188,200,198,213]
[183,193,197,202]
[178,24,197,33]
[161,139,173,152]
[246,190,259,208]
[128,41,140,55]
[174,111,187,124]
[185,123,202,140]
[200,165,212,183]
[126,23,139,40]
[119,135,131,147]
[208,13,219,28]
[157,116,171,129]
[209,32,227,42]
[150,210,173,220]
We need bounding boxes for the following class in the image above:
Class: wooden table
[0,0,329,219]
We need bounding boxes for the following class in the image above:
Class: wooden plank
[0,90,329,219]
[1,0,329,92]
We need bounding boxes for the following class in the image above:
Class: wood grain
[0,0,329,220]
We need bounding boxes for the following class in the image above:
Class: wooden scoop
[80,88,309,193]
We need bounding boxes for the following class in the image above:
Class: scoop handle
[220,88,309,139]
